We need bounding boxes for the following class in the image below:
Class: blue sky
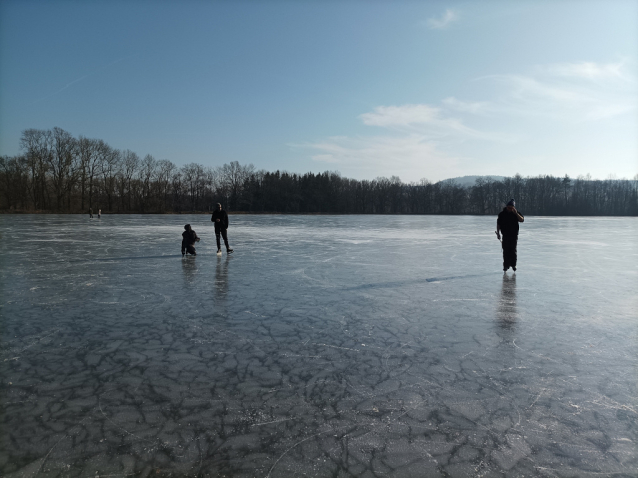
[1,0,636,182]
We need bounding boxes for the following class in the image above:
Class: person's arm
[496,219,501,240]
[513,208,524,222]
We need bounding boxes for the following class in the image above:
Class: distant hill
[438,175,507,187]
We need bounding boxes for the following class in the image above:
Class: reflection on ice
[497,273,517,327]
[181,256,199,285]
[214,255,230,303]
[0,214,636,477]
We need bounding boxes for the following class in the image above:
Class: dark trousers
[215,228,229,250]
[502,235,518,270]
[182,241,196,255]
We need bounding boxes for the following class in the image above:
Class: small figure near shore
[182,224,200,256]
[89,208,93,218]
[211,203,233,255]
[496,199,524,272]
[98,209,101,219]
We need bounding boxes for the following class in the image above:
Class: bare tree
[20,128,53,210]
[204,166,219,210]
[171,170,184,211]
[78,136,102,211]
[98,143,120,211]
[181,163,205,211]
[121,150,140,211]
[0,155,29,210]
[48,127,79,210]
[156,159,176,212]
[218,161,255,210]
[137,154,158,213]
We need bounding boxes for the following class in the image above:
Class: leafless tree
[181,163,205,211]
[219,161,255,210]
[156,159,176,212]
[20,128,53,210]
[0,155,29,209]
[137,154,158,213]
[171,170,184,211]
[78,136,102,211]
[120,150,140,211]
[48,127,79,210]
[98,143,120,211]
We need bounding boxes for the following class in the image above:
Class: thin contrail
[30,53,137,105]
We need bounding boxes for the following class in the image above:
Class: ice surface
[0,214,636,477]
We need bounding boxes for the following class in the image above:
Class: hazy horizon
[1,1,636,182]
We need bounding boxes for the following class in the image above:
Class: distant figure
[89,208,93,218]
[98,209,101,219]
[496,199,524,272]
[211,203,233,255]
[182,224,200,256]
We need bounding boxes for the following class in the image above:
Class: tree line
[1,127,636,216]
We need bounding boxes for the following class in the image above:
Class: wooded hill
[2,128,637,215]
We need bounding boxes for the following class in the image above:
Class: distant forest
[2,127,637,216]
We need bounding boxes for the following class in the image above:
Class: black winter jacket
[211,209,229,229]
[497,208,524,237]
[182,229,199,245]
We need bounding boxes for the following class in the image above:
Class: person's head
[184,224,191,231]
[506,199,515,211]
[217,203,222,210]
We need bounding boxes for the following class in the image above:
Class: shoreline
[1,210,636,217]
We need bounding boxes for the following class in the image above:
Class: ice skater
[98,209,101,219]
[211,203,233,255]
[181,224,200,256]
[496,199,524,272]
[89,208,93,218]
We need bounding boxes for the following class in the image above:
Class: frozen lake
[0,214,636,477]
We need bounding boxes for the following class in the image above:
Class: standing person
[211,203,233,255]
[98,209,101,219]
[89,208,93,218]
[496,199,524,272]
[182,224,200,256]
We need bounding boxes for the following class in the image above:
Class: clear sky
[1,0,636,182]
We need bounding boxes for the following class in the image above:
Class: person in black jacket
[211,203,233,254]
[182,224,200,256]
[496,199,524,272]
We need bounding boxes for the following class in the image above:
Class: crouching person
[182,224,200,256]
